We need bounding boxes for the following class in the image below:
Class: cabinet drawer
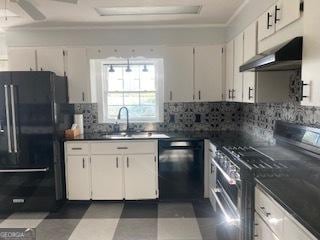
[91,141,157,155]
[66,142,90,155]
[255,187,284,237]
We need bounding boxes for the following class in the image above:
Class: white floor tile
[0,212,48,228]
[158,218,203,240]
[68,219,119,240]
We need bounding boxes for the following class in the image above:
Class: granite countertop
[255,145,320,239]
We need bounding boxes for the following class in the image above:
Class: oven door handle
[211,188,240,224]
[211,158,237,185]
[0,168,50,173]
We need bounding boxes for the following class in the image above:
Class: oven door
[211,158,241,225]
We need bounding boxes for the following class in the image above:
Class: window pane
[124,93,139,106]
[124,65,139,91]
[107,106,122,120]
[108,67,123,91]
[108,93,123,105]
[140,65,155,91]
[140,92,156,105]
[126,105,156,119]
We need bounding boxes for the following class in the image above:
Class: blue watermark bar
[0,228,36,240]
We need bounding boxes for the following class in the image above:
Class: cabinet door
[243,72,255,103]
[275,0,301,32]
[283,216,316,240]
[255,213,280,240]
[244,22,258,63]
[65,48,91,103]
[37,48,65,76]
[225,40,234,102]
[66,156,91,200]
[233,33,244,102]
[301,0,320,107]
[194,46,222,102]
[164,46,194,102]
[258,6,276,41]
[124,154,157,200]
[8,48,36,71]
[91,155,123,200]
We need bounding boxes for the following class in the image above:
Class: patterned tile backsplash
[74,102,242,133]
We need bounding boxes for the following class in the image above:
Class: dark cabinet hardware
[248,87,254,100]
[198,91,201,100]
[82,92,85,102]
[275,5,280,23]
[300,81,309,101]
[116,157,119,168]
[127,157,129,168]
[117,147,128,150]
[170,91,173,101]
[228,89,232,99]
[71,147,82,150]
[232,89,235,99]
[82,158,85,168]
[267,12,273,29]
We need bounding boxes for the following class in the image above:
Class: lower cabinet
[254,213,280,240]
[66,156,91,200]
[65,141,158,201]
[91,155,123,200]
[124,154,157,200]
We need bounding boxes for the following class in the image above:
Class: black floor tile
[192,199,216,218]
[46,201,91,219]
[120,202,158,219]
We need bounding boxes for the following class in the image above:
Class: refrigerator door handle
[10,85,18,153]
[4,85,12,153]
[0,168,50,173]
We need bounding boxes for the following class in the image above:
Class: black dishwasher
[158,140,204,200]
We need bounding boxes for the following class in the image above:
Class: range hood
[240,37,303,72]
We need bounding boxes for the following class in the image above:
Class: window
[97,58,164,123]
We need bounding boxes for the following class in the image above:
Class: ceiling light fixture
[109,64,115,73]
[126,59,132,73]
[96,5,201,16]
[142,65,148,72]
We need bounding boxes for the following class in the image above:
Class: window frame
[97,57,164,123]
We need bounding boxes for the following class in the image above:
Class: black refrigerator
[0,71,72,212]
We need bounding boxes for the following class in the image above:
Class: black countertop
[255,144,320,239]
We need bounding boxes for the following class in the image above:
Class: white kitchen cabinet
[275,0,301,32]
[164,46,194,102]
[258,5,276,42]
[244,22,258,63]
[194,46,223,102]
[254,212,280,240]
[91,155,123,200]
[65,48,91,103]
[225,40,234,101]
[37,48,65,76]
[233,33,244,102]
[124,154,157,200]
[283,215,317,240]
[301,0,320,107]
[66,155,91,200]
[8,48,37,71]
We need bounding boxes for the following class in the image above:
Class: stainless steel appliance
[159,140,204,200]
[0,71,72,212]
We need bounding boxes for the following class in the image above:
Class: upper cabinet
[225,40,234,102]
[8,48,37,71]
[258,0,301,41]
[37,48,65,76]
[233,33,244,102]
[301,0,320,107]
[194,46,223,102]
[164,46,194,102]
[243,22,258,63]
[65,48,91,103]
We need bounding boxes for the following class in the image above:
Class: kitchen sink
[100,132,169,139]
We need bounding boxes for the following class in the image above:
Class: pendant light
[126,59,132,72]
[109,64,115,73]
[142,64,148,72]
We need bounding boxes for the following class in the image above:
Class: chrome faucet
[117,107,130,132]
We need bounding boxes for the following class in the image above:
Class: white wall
[5,27,226,47]
[226,0,275,41]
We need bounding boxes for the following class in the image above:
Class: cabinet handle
[40,67,43,71]
[300,81,309,101]
[267,12,273,29]
[232,89,235,99]
[29,67,33,71]
[117,147,128,150]
[198,91,201,100]
[228,90,231,99]
[274,5,280,24]
[211,163,214,174]
[71,147,82,150]
[248,87,254,100]
[82,158,85,169]
[254,234,259,238]
[209,148,213,153]
[82,92,85,102]
[116,157,119,168]
[170,91,173,101]
[127,157,129,168]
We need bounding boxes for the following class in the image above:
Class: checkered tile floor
[0,200,237,240]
